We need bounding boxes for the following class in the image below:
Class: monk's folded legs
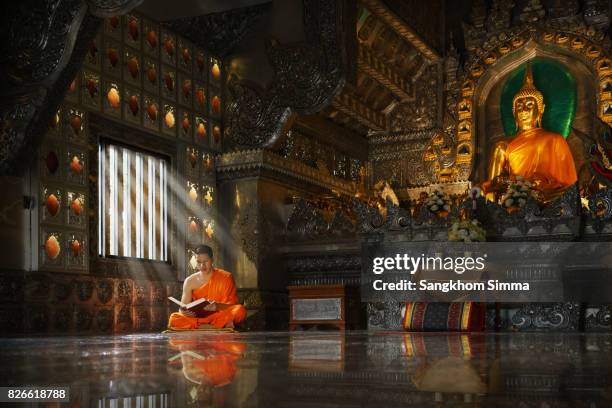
[168,305,247,330]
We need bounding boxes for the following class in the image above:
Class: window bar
[123,148,131,257]
[148,156,154,260]
[110,145,118,256]
[98,143,105,256]
[136,153,143,258]
[160,160,166,261]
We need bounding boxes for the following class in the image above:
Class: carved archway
[450,25,612,184]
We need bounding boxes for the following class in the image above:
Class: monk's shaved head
[194,245,213,258]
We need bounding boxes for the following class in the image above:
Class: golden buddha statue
[483,64,577,202]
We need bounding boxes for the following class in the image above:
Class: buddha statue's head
[512,64,545,131]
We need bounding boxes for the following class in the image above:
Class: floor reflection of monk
[168,245,246,330]
[168,336,247,406]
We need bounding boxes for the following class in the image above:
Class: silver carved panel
[292,298,341,321]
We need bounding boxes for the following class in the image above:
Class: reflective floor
[1,331,612,407]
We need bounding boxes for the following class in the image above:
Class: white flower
[431,204,439,211]
[443,204,450,211]
[437,199,443,205]
[458,230,467,238]
[471,219,479,225]
[469,230,478,239]
[518,198,526,206]
[505,198,514,207]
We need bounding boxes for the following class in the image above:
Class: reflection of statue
[484,64,578,201]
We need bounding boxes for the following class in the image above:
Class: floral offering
[501,176,534,213]
[448,219,486,242]
[426,189,452,217]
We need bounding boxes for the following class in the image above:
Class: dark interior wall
[0,177,28,271]
[228,0,305,88]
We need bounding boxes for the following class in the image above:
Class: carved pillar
[216,150,358,329]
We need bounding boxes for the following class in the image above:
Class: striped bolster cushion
[402,302,486,332]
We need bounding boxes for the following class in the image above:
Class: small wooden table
[288,284,356,331]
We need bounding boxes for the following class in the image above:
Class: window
[98,142,168,261]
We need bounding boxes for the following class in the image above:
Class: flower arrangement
[426,189,452,217]
[500,176,534,213]
[448,219,486,242]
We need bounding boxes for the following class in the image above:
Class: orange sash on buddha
[507,128,577,193]
[168,269,246,330]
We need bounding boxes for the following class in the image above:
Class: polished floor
[1,331,612,407]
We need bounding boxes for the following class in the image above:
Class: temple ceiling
[320,0,441,139]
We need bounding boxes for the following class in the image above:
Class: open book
[168,297,215,317]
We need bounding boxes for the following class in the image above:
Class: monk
[168,245,246,330]
[168,336,247,406]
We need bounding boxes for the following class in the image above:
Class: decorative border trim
[216,149,357,196]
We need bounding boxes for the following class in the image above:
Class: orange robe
[507,128,578,193]
[168,269,246,329]
[169,336,247,387]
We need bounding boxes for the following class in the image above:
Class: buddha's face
[514,96,541,131]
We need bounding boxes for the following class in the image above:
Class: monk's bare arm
[179,276,198,317]
[180,275,196,304]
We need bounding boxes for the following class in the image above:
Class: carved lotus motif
[164,73,174,92]
[164,110,175,128]
[196,53,205,72]
[128,95,139,115]
[164,38,174,57]
[196,89,205,108]
[107,87,120,108]
[86,79,98,98]
[182,80,191,98]
[96,280,113,304]
[46,194,59,216]
[147,104,158,121]
[70,115,82,134]
[147,31,157,48]
[109,16,120,30]
[107,48,119,67]
[71,197,82,216]
[70,156,83,174]
[146,67,156,84]
[127,57,139,78]
[70,239,81,257]
[211,62,221,80]
[197,122,206,139]
[189,220,198,234]
[45,235,60,259]
[128,18,139,41]
[212,96,221,114]
[46,152,59,174]
[189,186,198,202]
[189,150,197,167]
[204,155,213,173]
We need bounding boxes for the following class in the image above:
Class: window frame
[88,115,180,275]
